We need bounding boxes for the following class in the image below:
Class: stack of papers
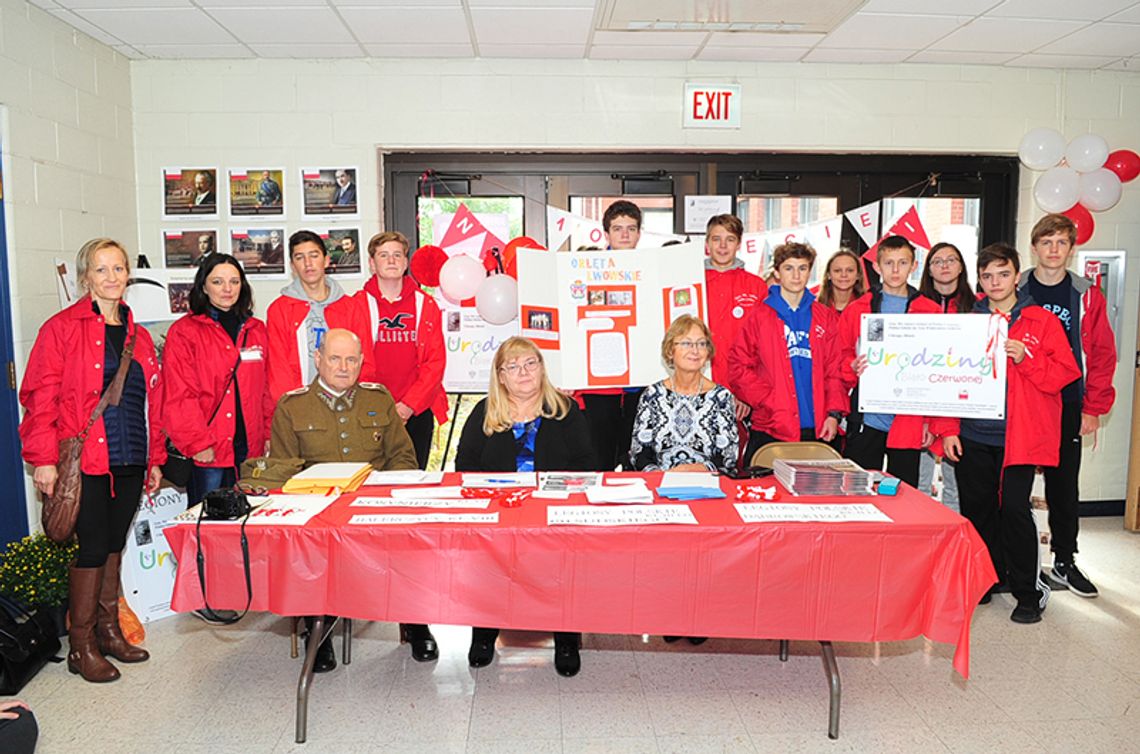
[772,459,875,496]
[656,471,726,500]
[364,469,444,486]
[461,472,537,488]
[538,472,602,492]
[584,479,654,505]
[282,462,372,495]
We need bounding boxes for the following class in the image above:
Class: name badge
[239,347,264,362]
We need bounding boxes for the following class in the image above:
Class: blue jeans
[187,464,237,509]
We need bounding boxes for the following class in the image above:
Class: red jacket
[329,277,449,423]
[162,313,274,467]
[945,304,1082,468]
[728,300,846,441]
[20,297,166,475]
[838,288,955,449]
[265,292,354,402]
[706,266,767,386]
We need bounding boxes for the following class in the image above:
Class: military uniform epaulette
[285,385,310,396]
[358,382,390,392]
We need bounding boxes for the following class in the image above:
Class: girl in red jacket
[163,254,274,510]
[20,238,165,683]
[943,243,1081,625]
[817,248,866,314]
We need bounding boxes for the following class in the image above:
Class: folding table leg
[342,618,353,665]
[296,615,337,743]
[819,641,841,740]
[779,639,789,661]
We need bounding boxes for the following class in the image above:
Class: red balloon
[1104,149,1140,183]
[409,244,447,287]
[502,236,544,279]
[1062,204,1095,245]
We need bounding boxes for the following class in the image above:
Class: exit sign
[683,83,742,129]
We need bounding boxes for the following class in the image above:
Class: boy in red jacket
[943,243,1081,624]
[729,242,845,463]
[1018,214,1116,597]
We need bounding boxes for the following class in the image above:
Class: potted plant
[0,534,78,636]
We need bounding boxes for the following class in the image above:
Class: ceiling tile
[335,0,459,6]
[72,8,234,45]
[860,0,995,13]
[1108,5,1140,22]
[589,45,698,60]
[466,0,594,5]
[930,17,1087,52]
[479,43,585,58]
[804,47,912,63]
[592,30,707,46]
[1101,55,1140,69]
[338,7,470,45]
[698,46,809,62]
[29,0,61,9]
[362,42,473,56]
[47,8,123,46]
[470,7,593,46]
[1036,22,1140,56]
[112,44,146,59]
[908,49,1021,65]
[1010,52,1122,68]
[705,31,824,48]
[248,43,364,57]
[59,0,191,6]
[206,7,354,44]
[988,0,1137,21]
[133,43,254,59]
[817,12,968,49]
[199,0,336,5]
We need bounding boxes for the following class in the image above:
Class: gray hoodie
[281,277,347,384]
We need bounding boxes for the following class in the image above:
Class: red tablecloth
[165,473,995,677]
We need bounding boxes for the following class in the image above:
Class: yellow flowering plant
[0,534,78,607]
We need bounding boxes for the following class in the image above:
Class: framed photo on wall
[229,227,286,277]
[229,168,285,217]
[302,167,358,217]
[162,229,219,268]
[163,167,219,219]
[317,227,362,276]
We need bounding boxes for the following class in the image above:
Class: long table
[165,473,995,742]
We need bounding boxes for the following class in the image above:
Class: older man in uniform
[267,328,437,671]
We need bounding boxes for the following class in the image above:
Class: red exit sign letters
[683,83,742,129]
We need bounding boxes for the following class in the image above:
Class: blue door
[0,134,30,545]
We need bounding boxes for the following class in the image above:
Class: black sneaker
[1051,561,1099,598]
[1010,602,1043,624]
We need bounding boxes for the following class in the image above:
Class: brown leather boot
[68,565,120,683]
[95,553,149,663]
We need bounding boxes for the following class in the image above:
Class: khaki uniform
[269,379,417,471]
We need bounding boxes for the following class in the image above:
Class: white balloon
[438,254,484,303]
[1065,133,1110,173]
[1033,167,1081,214]
[475,275,518,325]
[1018,127,1066,171]
[1079,168,1123,212]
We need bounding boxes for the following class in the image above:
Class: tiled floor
[18,516,1140,753]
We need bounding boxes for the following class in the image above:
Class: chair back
[750,441,842,469]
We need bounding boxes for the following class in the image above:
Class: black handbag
[0,597,63,695]
[194,488,253,625]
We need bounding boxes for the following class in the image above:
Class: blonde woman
[455,336,594,676]
[817,248,866,314]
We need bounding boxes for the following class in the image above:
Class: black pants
[76,466,145,568]
[957,438,1044,606]
[618,389,643,469]
[582,394,623,471]
[404,409,435,471]
[0,706,37,754]
[843,425,920,488]
[1045,401,1082,561]
[745,428,824,467]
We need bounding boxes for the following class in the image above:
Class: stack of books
[772,459,875,496]
[282,462,373,495]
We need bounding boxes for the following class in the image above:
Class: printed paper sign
[348,513,500,525]
[683,195,733,233]
[547,505,698,526]
[734,503,892,523]
[857,313,1007,419]
[350,497,491,509]
[244,495,333,525]
[122,487,187,623]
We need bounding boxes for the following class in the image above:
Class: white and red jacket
[330,276,449,423]
[1017,270,1116,417]
[20,297,166,475]
[728,300,846,441]
[162,313,274,467]
[838,288,956,449]
[705,263,767,386]
[946,302,1082,468]
[265,278,350,402]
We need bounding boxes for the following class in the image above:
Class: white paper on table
[348,513,500,525]
[659,471,721,490]
[364,470,445,486]
[538,472,603,491]
[734,503,892,523]
[350,497,491,509]
[289,462,371,480]
[389,486,465,499]
[548,505,697,526]
[461,472,537,488]
[244,495,334,525]
[531,490,571,500]
[584,485,654,505]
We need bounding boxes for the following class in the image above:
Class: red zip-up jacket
[838,288,956,448]
[162,313,274,467]
[706,265,767,387]
[20,297,166,475]
[945,303,1082,468]
[728,299,846,441]
[265,294,354,402]
[328,277,450,423]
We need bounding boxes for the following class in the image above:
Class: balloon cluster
[410,236,545,326]
[1019,128,1140,244]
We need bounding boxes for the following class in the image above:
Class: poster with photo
[228,168,285,217]
[230,227,286,276]
[162,229,219,268]
[122,267,198,322]
[163,167,219,218]
[317,227,362,276]
[302,167,358,216]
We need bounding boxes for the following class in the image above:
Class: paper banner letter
[844,201,881,248]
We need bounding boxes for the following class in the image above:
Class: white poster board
[516,242,707,390]
[121,486,186,623]
[857,313,1007,419]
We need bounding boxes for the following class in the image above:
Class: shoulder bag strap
[205,327,250,426]
[79,329,137,442]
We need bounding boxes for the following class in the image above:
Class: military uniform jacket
[270,378,417,470]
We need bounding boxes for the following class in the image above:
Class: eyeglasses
[930,257,960,268]
[675,340,710,351]
[501,357,541,375]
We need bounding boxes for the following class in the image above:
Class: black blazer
[455,398,596,472]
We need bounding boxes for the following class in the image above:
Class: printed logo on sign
[959,390,969,400]
[570,281,586,300]
[893,388,903,396]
